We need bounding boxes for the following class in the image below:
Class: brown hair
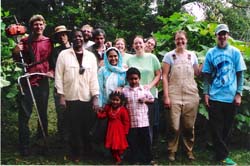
[29,14,46,27]
[175,30,187,39]
[114,38,126,46]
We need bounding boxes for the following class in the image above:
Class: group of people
[12,14,246,166]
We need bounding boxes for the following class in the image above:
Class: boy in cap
[202,24,247,166]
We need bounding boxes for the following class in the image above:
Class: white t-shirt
[162,50,198,66]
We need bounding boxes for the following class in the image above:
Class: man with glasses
[55,29,99,162]
[81,24,95,49]
[202,24,247,166]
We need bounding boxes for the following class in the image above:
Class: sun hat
[215,24,229,35]
[54,25,71,34]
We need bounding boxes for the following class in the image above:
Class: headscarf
[98,47,127,106]
[103,47,126,73]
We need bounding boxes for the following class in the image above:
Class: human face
[127,74,140,88]
[175,33,187,50]
[115,39,125,53]
[72,31,84,49]
[81,28,92,42]
[216,31,229,48]
[107,50,119,66]
[145,38,156,53]
[94,34,105,47]
[133,37,145,54]
[32,20,45,36]
[110,95,122,109]
[57,32,69,45]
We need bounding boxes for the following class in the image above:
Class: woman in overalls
[162,30,200,161]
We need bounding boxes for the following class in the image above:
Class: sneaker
[150,160,158,166]
[187,151,195,160]
[221,157,237,166]
[168,152,175,161]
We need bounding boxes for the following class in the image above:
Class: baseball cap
[215,24,229,35]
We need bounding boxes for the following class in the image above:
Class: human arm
[121,107,130,135]
[90,55,100,111]
[234,71,244,106]
[97,68,105,107]
[96,106,107,119]
[144,55,161,90]
[145,69,161,90]
[162,62,171,108]
[55,51,67,108]
[193,52,201,76]
[203,73,211,107]
[138,88,155,104]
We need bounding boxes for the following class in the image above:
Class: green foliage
[154,12,216,60]
[154,12,250,134]
[1,8,22,112]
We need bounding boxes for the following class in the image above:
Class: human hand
[59,95,66,109]
[204,94,210,107]
[13,42,24,54]
[163,96,171,109]
[92,95,100,112]
[46,71,54,78]
[234,93,242,106]
[114,87,123,93]
[143,84,151,90]
[138,98,145,104]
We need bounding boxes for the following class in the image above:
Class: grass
[1,84,250,165]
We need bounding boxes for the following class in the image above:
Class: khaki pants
[167,102,198,153]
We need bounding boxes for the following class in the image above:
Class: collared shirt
[55,48,99,101]
[14,36,53,86]
[123,85,154,128]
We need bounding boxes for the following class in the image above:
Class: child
[97,91,130,164]
[122,67,155,164]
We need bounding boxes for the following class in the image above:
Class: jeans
[18,77,49,150]
[208,100,237,160]
[128,127,153,163]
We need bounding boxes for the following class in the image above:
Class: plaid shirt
[123,85,154,128]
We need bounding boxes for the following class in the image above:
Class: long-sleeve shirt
[13,36,53,86]
[123,85,154,128]
[55,48,99,101]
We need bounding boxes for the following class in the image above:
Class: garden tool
[6,15,48,146]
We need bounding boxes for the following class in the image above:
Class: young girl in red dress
[97,91,130,164]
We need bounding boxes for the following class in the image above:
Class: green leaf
[0,77,10,88]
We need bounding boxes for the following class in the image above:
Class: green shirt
[127,53,161,97]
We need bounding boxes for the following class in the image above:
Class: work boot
[168,152,175,161]
[187,151,195,160]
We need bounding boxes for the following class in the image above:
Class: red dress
[97,105,130,150]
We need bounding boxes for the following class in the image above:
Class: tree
[199,0,250,40]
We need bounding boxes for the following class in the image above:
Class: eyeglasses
[79,66,85,75]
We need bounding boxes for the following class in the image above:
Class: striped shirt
[123,85,154,128]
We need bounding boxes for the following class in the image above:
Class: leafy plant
[1,8,22,112]
[154,12,250,134]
